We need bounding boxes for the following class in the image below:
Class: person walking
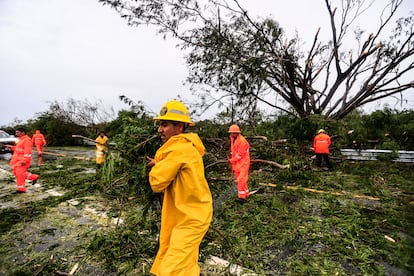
[32,130,46,156]
[6,127,39,193]
[95,132,109,169]
[146,100,213,276]
[228,124,250,203]
[313,129,333,169]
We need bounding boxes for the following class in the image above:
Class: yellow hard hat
[228,124,241,133]
[154,100,195,126]
[318,129,325,134]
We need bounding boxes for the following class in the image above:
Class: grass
[0,150,413,275]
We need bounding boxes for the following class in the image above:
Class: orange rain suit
[10,134,39,192]
[313,132,331,154]
[313,132,332,169]
[230,134,250,199]
[32,130,46,156]
[95,135,109,165]
[148,133,213,276]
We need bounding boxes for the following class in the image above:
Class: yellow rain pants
[149,133,213,276]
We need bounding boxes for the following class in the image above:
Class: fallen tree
[205,159,289,169]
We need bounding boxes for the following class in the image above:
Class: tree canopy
[99,0,414,120]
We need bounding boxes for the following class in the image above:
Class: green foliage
[205,160,413,275]
[21,98,121,146]
[359,108,414,150]
[101,108,162,216]
[262,108,414,151]
[2,93,414,275]
[87,213,159,274]
[1,131,414,275]
[27,114,82,146]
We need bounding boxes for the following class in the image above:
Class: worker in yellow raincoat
[95,132,108,168]
[146,100,213,276]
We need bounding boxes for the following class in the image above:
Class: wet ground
[0,149,125,275]
[0,149,238,275]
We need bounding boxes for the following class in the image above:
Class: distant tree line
[2,98,413,151]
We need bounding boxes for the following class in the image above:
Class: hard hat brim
[154,117,195,126]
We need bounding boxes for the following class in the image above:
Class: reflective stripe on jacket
[313,133,331,154]
[149,133,213,275]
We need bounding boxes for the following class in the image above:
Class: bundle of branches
[101,112,162,216]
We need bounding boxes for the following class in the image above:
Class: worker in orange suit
[95,132,109,169]
[313,129,333,169]
[146,100,212,276]
[32,130,46,156]
[6,127,39,193]
[228,124,250,203]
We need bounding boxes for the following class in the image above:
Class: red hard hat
[228,124,241,133]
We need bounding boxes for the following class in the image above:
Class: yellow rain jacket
[149,133,213,276]
[95,135,108,165]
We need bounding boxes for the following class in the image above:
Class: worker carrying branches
[146,100,212,276]
[95,131,109,169]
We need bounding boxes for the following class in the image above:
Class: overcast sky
[1,0,413,126]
